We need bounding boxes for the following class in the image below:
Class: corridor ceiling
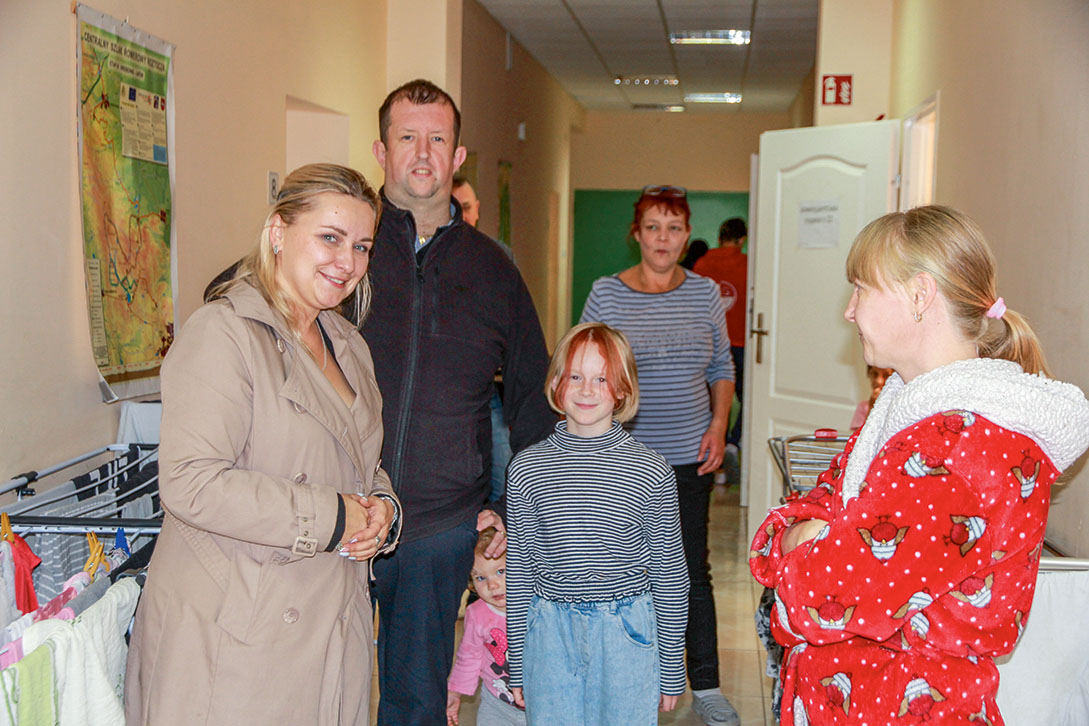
[475,0,818,113]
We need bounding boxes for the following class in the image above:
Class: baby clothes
[448,600,521,711]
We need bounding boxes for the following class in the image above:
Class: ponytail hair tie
[985,297,1006,319]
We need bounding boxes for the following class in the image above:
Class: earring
[913,311,923,323]
[273,245,281,255]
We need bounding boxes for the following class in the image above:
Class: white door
[744,121,900,540]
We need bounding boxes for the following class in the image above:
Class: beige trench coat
[125,283,399,726]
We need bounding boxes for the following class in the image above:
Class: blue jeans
[523,593,659,726]
[372,517,478,726]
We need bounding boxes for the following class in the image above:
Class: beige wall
[570,110,791,192]
[387,0,463,103]
[0,0,387,479]
[889,0,1089,555]
[790,66,816,128]
[815,0,893,125]
[459,0,585,343]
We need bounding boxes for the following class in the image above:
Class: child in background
[506,322,689,726]
[849,365,893,430]
[446,527,524,726]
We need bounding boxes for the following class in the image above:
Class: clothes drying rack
[767,428,851,498]
[1,443,162,536]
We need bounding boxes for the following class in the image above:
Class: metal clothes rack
[767,428,850,497]
[2,444,162,537]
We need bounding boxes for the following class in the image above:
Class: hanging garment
[20,578,140,726]
[24,492,114,603]
[9,534,40,614]
[64,577,110,619]
[0,544,19,630]
[0,636,56,726]
[33,573,90,623]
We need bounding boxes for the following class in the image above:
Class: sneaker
[692,692,741,726]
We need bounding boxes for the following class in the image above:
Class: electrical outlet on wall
[268,171,280,204]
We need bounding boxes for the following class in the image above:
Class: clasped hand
[337,494,394,560]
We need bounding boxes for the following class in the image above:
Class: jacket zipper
[389,217,426,493]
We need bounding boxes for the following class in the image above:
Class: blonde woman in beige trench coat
[125,164,401,726]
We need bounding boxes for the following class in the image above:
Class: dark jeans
[674,463,719,690]
[728,345,745,448]
[372,516,478,726]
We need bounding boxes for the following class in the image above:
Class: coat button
[293,402,305,413]
[293,472,307,484]
[276,338,286,353]
[283,608,299,624]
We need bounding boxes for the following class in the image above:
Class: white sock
[693,688,722,698]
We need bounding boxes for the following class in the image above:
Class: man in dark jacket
[364,79,554,726]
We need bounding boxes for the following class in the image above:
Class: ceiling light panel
[669,29,750,45]
[476,0,818,113]
[684,92,743,103]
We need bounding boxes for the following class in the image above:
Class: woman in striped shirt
[506,322,688,725]
[580,186,739,726]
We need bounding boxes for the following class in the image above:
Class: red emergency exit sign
[822,75,852,105]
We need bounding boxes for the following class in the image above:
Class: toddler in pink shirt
[446,528,525,726]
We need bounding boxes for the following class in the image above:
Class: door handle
[751,312,769,364]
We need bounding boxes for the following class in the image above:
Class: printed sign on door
[822,75,852,105]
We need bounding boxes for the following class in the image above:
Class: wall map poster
[76,5,176,402]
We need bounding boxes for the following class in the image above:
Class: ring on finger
[374,535,381,548]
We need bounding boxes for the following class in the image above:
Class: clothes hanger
[82,532,106,575]
[0,513,13,544]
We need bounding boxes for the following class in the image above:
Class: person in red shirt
[694,218,748,474]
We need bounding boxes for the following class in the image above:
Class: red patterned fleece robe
[751,359,1089,725]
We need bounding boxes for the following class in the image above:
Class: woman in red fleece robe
[750,205,1089,725]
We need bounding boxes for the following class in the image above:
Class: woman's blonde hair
[846,205,1049,376]
[208,163,381,335]
[547,322,640,423]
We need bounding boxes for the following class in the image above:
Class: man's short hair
[452,175,471,190]
[719,217,748,244]
[378,79,461,146]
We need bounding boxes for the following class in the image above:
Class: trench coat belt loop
[290,475,319,557]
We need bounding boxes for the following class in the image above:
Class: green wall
[571,189,750,326]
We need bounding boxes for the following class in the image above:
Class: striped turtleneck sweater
[580,270,735,466]
[505,421,689,695]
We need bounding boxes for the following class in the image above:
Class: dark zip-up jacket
[360,192,555,542]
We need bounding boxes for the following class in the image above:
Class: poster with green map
[76,5,175,401]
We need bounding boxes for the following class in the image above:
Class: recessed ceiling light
[670,30,750,46]
[684,92,743,104]
[632,104,686,112]
[614,75,680,86]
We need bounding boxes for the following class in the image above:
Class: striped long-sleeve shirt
[505,421,689,695]
[580,270,735,466]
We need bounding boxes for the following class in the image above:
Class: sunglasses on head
[642,185,687,199]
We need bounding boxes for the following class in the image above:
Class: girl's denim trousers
[523,592,660,726]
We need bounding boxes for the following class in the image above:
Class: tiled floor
[370,485,777,725]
